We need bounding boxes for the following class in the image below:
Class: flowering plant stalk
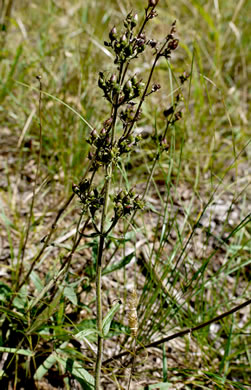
[70,1,186,387]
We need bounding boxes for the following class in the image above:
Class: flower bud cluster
[146,82,161,97]
[87,128,113,166]
[122,75,145,102]
[120,103,141,125]
[159,21,179,59]
[123,11,138,29]
[112,189,144,219]
[87,128,108,149]
[104,12,147,65]
[87,125,141,166]
[151,134,169,152]
[163,102,182,124]
[118,134,141,155]
[98,72,121,104]
[162,38,179,59]
[72,179,90,203]
[147,39,158,49]
[98,71,145,106]
[79,2,185,237]
[73,180,104,217]
[179,72,190,85]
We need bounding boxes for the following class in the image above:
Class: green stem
[95,257,103,390]
[95,165,111,389]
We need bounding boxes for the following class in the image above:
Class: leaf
[75,328,99,341]
[62,285,78,306]
[0,45,23,99]
[0,283,12,302]
[30,271,44,292]
[76,319,129,339]
[102,252,134,275]
[34,342,68,381]
[203,371,225,384]
[139,382,171,389]
[0,347,33,356]
[54,354,94,389]
[162,343,168,382]
[75,319,98,342]
[77,319,96,330]
[106,320,130,337]
[102,301,121,337]
[28,291,62,334]
[0,305,25,322]
[13,285,28,309]
[82,6,89,24]
[28,266,67,310]
[0,210,14,228]
[74,329,98,355]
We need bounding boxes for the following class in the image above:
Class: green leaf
[219,317,233,376]
[0,210,14,228]
[102,252,134,275]
[139,382,171,389]
[102,301,121,336]
[13,285,28,309]
[54,354,94,389]
[0,282,12,302]
[28,291,62,334]
[106,320,130,337]
[74,329,98,353]
[30,271,44,292]
[203,371,225,384]
[75,328,99,341]
[62,285,78,306]
[75,319,98,342]
[0,305,25,322]
[77,319,96,330]
[34,342,68,381]
[82,7,89,24]
[0,347,33,356]
[162,343,168,382]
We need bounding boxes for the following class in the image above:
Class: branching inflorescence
[67,1,186,388]
[74,2,185,231]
